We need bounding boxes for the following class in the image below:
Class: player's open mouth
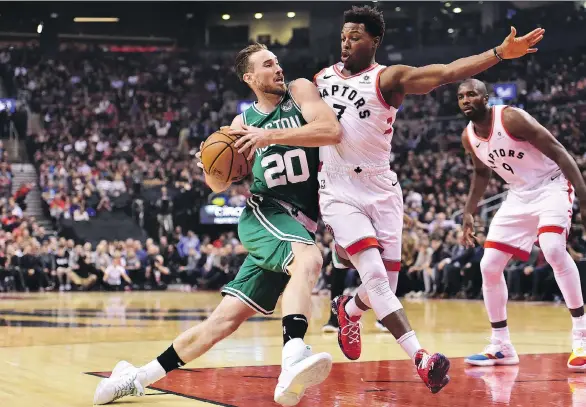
[462,106,473,113]
[275,77,284,84]
[341,51,350,61]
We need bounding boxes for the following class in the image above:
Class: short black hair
[343,5,385,39]
[234,43,268,82]
[459,78,488,96]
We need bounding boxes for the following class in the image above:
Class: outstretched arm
[502,107,586,203]
[380,27,544,96]
[232,78,341,159]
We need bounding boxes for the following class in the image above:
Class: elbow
[330,121,343,144]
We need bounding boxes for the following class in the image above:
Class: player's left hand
[231,125,272,160]
[496,26,545,59]
[461,212,476,248]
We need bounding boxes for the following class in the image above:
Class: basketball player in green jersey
[93,43,341,406]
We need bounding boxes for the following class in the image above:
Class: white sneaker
[464,338,519,366]
[93,366,145,405]
[274,338,332,406]
[568,329,586,371]
[111,361,137,378]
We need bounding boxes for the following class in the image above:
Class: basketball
[200,129,252,183]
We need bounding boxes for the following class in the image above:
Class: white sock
[345,297,365,319]
[138,360,167,387]
[572,315,586,331]
[396,331,421,360]
[491,326,511,343]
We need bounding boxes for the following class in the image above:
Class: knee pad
[386,271,399,293]
[352,248,403,320]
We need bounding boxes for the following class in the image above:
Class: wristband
[493,47,503,61]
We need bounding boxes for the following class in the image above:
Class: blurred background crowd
[0,1,585,308]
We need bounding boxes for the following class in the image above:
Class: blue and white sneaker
[465,338,519,366]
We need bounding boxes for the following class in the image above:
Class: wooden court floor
[0,291,584,407]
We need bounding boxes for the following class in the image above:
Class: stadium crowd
[0,41,585,305]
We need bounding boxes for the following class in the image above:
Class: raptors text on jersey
[314,63,398,168]
[466,105,560,192]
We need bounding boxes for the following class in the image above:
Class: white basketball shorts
[318,163,403,272]
[485,176,575,260]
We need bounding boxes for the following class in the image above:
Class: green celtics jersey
[242,86,319,223]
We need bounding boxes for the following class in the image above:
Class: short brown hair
[234,43,267,82]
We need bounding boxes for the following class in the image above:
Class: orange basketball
[200,129,252,183]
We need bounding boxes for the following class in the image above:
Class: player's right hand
[461,213,476,248]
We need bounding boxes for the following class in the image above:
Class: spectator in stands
[177,230,199,258]
[69,246,98,291]
[54,246,71,291]
[124,248,144,288]
[103,253,132,291]
[156,187,173,238]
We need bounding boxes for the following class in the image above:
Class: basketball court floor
[0,291,584,407]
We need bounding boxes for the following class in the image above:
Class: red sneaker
[331,295,362,360]
[414,349,451,393]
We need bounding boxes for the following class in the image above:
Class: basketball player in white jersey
[312,5,543,393]
[458,79,586,369]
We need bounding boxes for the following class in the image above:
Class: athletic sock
[397,331,422,360]
[491,326,511,343]
[282,314,308,345]
[156,344,185,373]
[345,297,365,319]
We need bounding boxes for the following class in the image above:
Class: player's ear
[243,72,253,85]
[373,36,381,50]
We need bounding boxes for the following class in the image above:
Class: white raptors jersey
[314,63,398,167]
[466,105,560,193]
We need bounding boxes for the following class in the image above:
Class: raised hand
[497,26,545,59]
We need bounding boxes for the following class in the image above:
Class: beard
[463,107,486,122]
[254,79,286,96]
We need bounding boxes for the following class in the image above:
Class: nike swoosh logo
[551,173,561,181]
[475,143,481,148]
[324,75,334,79]
[293,317,307,322]
[392,181,399,186]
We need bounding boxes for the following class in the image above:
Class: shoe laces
[482,337,510,355]
[112,374,141,401]
[340,316,362,345]
[417,351,433,371]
